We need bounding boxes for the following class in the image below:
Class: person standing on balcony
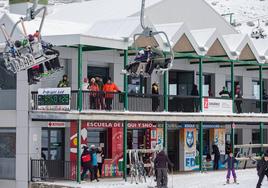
[82,78,89,91]
[235,85,242,113]
[152,82,160,112]
[103,77,121,111]
[88,78,99,109]
[191,84,199,112]
[96,77,105,110]
[81,146,92,181]
[219,86,230,98]
[57,74,69,88]
[90,145,99,182]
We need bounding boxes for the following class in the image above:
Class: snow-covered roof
[47,0,162,26]
[155,22,200,54]
[86,17,165,49]
[253,39,268,62]
[0,13,128,49]
[223,34,264,63]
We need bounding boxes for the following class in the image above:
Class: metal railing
[31,159,77,181]
[31,90,268,114]
[234,98,260,113]
[128,93,164,112]
[168,95,200,112]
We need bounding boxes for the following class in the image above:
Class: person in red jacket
[88,78,99,109]
[103,77,121,111]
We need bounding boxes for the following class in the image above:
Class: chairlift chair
[123,0,174,77]
[0,0,59,74]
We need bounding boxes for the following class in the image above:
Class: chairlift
[251,20,267,39]
[122,0,174,77]
[0,0,59,74]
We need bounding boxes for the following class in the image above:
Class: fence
[31,159,77,181]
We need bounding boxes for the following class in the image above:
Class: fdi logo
[186,131,194,148]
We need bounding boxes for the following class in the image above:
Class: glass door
[41,128,65,160]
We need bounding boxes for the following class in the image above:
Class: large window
[87,129,108,158]
[0,128,16,179]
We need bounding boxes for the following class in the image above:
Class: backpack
[82,154,91,163]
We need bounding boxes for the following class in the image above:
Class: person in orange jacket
[102,77,121,110]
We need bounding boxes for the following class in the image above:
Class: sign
[37,87,71,111]
[203,98,232,113]
[48,122,66,128]
[183,128,197,171]
[87,121,157,129]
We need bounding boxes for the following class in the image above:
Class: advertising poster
[156,128,163,150]
[184,128,197,171]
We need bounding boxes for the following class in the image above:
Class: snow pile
[205,0,268,38]
[42,168,267,188]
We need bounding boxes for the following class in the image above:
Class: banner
[203,98,232,113]
[87,121,157,129]
[183,128,197,171]
[37,87,71,111]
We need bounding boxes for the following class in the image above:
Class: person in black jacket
[212,144,221,170]
[154,149,173,188]
[81,146,92,181]
[256,152,268,188]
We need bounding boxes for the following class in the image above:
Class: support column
[199,58,203,112]
[231,123,235,154]
[259,65,264,154]
[163,121,168,151]
[78,44,83,112]
[164,71,168,112]
[231,61,235,113]
[124,50,128,111]
[76,45,83,183]
[76,120,81,183]
[198,122,203,171]
[123,120,128,181]
[16,71,29,188]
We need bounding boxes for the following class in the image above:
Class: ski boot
[226,179,230,184]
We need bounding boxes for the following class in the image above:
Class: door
[167,130,180,171]
[87,66,109,84]
[41,128,65,160]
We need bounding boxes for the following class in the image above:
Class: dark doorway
[167,129,180,171]
[87,66,109,83]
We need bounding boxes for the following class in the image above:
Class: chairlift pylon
[0,0,59,74]
[123,0,174,77]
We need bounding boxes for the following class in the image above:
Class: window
[87,129,108,158]
[0,128,16,179]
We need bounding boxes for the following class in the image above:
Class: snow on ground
[205,0,268,36]
[43,168,267,188]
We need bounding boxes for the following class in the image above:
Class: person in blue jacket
[90,145,99,182]
[222,152,238,184]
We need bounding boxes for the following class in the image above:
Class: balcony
[31,91,266,114]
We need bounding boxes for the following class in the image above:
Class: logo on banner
[186,131,194,148]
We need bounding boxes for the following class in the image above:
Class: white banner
[203,98,232,113]
[37,87,71,111]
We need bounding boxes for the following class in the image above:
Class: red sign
[204,98,209,109]
[87,121,157,129]
[48,122,65,127]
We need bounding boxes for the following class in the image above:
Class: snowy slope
[205,0,268,38]
[41,168,266,188]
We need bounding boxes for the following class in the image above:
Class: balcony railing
[31,159,76,181]
[31,90,268,114]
